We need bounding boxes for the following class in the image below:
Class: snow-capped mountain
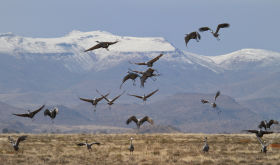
[0,31,175,72]
[0,30,279,106]
[209,49,280,71]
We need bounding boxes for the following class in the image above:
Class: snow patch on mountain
[209,49,280,70]
[0,30,175,55]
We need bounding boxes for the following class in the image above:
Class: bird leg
[133,80,136,86]
[151,77,157,81]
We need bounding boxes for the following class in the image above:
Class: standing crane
[202,137,209,153]
[129,137,134,155]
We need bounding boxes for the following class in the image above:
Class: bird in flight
[243,129,273,138]
[44,107,59,122]
[120,72,140,89]
[8,136,27,151]
[258,120,279,130]
[184,31,201,47]
[126,116,154,129]
[13,105,45,120]
[84,41,118,52]
[201,91,220,108]
[96,90,125,110]
[79,93,109,111]
[130,68,160,88]
[128,89,159,103]
[199,23,230,40]
[131,54,163,67]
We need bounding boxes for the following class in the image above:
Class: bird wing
[215,23,230,34]
[258,121,266,129]
[120,74,130,89]
[84,43,102,52]
[214,91,220,101]
[130,70,144,75]
[107,41,118,45]
[96,93,109,102]
[126,116,138,125]
[196,32,201,40]
[145,89,159,99]
[140,116,154,125]
[79,97,93,103]
[12,113,30,117]
[77,143,86,146]
[268,120,279,128]
[121,74,131,83]
[140,76,147,87]
[44,109,51,116]
[184,34,191,47]
[246,130,258,133]
[199,27,212,32]
[201,99,210,104]
[263,131,274,134]
[96,90,110,102]
[111,91,125,103]
[184,32,199,47]
[30,105,45,117]
[127,94,143,99]
[149,54,163,64]
[134,62,147,66]
[16,136,27,146]
[90,142,101,146]
[143,68,155,76]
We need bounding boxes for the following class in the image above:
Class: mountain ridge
[0,30,279,106]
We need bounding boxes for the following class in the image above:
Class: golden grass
[1,133,280,165]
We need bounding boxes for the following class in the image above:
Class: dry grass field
[1,133,280,165]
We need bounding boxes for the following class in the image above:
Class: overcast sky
[0,0,279,56]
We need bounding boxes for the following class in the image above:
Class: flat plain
[1,133,280,165]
